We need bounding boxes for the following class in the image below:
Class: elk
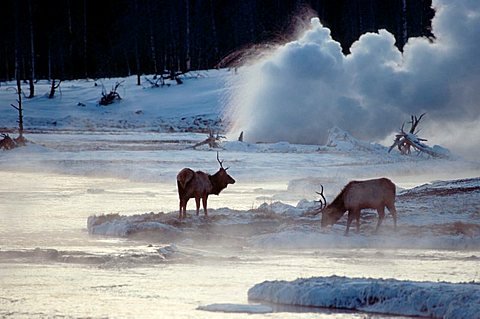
[176,152,235,219]
[315,178,397,235]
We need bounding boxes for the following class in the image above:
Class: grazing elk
[176,152,235,219]
[316,178,397,235]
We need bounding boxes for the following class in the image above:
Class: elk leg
[202,195,208,217]
[179,199,187,219]
[345,211,354,235]
[355,211,361,234]
[375,206,385,233]
[386,203,397,231]
[195,197,201,216]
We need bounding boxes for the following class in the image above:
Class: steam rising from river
[225,0,480,158]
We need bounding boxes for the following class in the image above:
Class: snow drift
[248,276,480,319]
[225,0,480,159]
[87,177,480,250]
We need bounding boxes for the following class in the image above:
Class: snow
[1,67,479,255]
[0,41,479,319]
[87,213,181,237]
[87,177,480,250]
[1,2,479,317]
[248,276,480,319]
[197,303,272,314]
[0,70,226,134]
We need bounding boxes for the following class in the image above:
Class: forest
[1,0,433,83]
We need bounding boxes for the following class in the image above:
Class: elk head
[315,185,343,228]
[210,152,235,194]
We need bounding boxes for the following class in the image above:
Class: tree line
[0,0,433,85]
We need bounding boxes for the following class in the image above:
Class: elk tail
[177,168,195,189]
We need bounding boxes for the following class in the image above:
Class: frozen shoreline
[87,176,480,250]
[248,276,480,319]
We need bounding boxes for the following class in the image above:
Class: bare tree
[48,79,61,99]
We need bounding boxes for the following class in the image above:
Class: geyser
[224,0,480,158]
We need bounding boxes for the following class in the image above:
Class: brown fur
[176,166,235,219]
[321,178,397,235]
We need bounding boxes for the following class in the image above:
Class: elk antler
[315,185,327,210]
[217,151,229,170]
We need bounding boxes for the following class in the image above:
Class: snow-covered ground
[0,70,226,133]
[85,176,480,251]
[1,70,480,318]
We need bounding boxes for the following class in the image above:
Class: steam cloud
[224,0,480,158]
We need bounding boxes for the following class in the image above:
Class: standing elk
[315,178,397,235]
[176,152,235,219]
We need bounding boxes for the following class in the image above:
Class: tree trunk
[16,76,24,137]
[83,0,88,78]
[27,0,35,98]
[133,0,141,85]
[185,0,191,71]
[209,0,219,61]
[47,39,52,81]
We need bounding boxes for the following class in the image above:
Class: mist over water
[225,0,480,158]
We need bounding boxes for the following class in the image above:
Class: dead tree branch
[389,113,447,158]
[191,130,223,149]
[99,81,124,106]
[0,134,16,150]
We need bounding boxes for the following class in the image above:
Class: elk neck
[328,187,347,212]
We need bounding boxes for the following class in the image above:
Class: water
[1,132,478,318]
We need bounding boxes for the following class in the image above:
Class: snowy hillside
[0,70,227,133]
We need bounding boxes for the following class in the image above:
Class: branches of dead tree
[0,133,27,150]
[144,76,165,88]
[389,113,426,155]
[408,112,426,134]
[191,130,224,149]
[99,81,123,106]
[0,134,16,150]
[389,113,447,158]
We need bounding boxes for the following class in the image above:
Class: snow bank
[0,245,180,265]
[86,177,480,250]
[87,213,180,237]
[197,303,272,314]
[325,127,388,154]
[223,127,404,155]
[248,276,480,319]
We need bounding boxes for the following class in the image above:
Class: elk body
[318,178,397,235]
[176,153,235,219]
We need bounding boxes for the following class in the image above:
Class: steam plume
[224,0,480,158]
